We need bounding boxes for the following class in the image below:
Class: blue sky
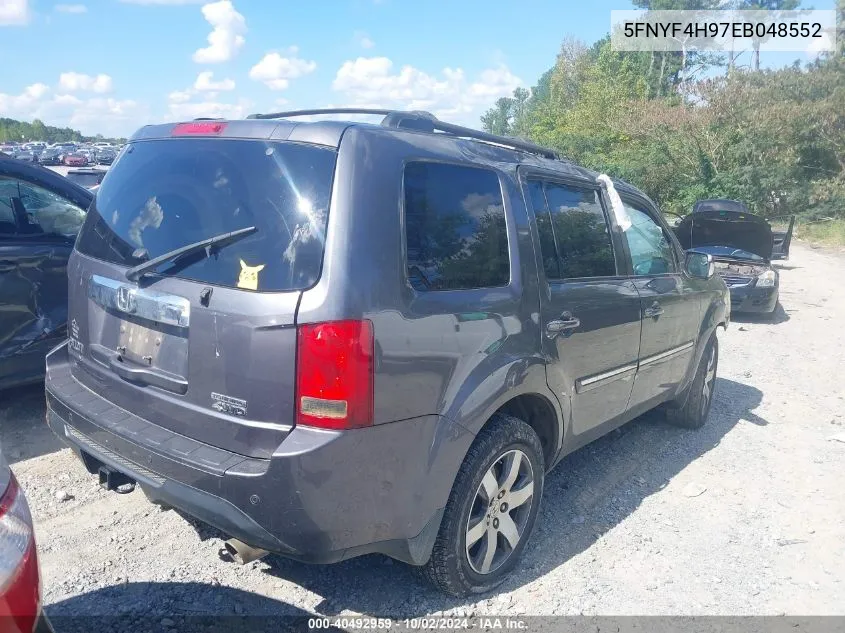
[0,0,834,137]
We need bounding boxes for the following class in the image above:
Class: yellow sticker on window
[237,259,265,290]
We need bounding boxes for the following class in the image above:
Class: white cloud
[168,90,193,103]
[166,86,251,120]
[0,84,147,137]
[805,30,834,58]
[55,4,87,13]
[194,70,235,91]
[25,83,51,100]
[0,0,29,25]
[58,72,113,94]
[167,98,251,121]
[119,0,204,4]
[192,0,246,64]
[249,50,317,90]
[0,84,49,113]
[331,57,521,124]
[354,31,375,49]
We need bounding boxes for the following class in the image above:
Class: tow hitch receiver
[98,466,136,494]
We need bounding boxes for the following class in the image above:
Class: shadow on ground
[732,301,790,325]
[46,582,334,633]
[25,375,764,620]
[172,377,765,617]
[0,383,62,463]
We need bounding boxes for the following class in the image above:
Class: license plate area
[88,275,191,380]
[118,319,173,368]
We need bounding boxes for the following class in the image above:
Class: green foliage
[481,24,845,228]
[0,117,126,144]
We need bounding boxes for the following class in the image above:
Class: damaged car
[0,156,92,390]
[675,199,780,314]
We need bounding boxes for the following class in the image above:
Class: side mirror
[685,250,715,280]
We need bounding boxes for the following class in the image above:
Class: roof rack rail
[246,108,396,120]
[245,108,559,160]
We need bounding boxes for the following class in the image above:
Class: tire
[666,334,718,429]
[421,414,544,597]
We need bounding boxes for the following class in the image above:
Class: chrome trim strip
[639,341,695,368]
[576,363,638,393]
[88,274,190,328]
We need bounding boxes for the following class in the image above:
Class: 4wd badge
[210,392,248,417]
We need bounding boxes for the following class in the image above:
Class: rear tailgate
[67,136,336,459]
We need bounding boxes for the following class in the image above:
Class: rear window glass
[404,162,509,291]
[66,173,103,188]
[75,139,336,292]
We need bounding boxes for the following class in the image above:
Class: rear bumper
[729,285,778,313]
[46,343,469,565]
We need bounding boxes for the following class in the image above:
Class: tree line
[481,0,844,223]
[0,118,125,145]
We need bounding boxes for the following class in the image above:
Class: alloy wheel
[701,345,717,416]
[465,449,535,575]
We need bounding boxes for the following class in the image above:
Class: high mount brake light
[296,320,374,430]
[171,122,227,136]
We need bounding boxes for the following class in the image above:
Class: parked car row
[0,142,120,167]
[1,110,794,627]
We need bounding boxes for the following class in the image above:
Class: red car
[62,153,88,167]
[0,444,52,632]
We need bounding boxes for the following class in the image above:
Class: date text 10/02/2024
[307,617,529,630]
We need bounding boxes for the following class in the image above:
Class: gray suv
[45,109,729,596]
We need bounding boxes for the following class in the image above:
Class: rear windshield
[75,138,337,292]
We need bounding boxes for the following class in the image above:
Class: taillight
[296,320,374,430]
[171,121,227,136]
[0,473,40,631]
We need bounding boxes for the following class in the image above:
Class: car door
[618,196,701,410]
[0,165,91,387]
[522,174,641,438]
[772,215,795,260]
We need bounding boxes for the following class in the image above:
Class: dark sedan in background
[96,149,116,165]
[675,199,783,315]
[38,148,64,166]
[13,151,39,164]
[0,156,92,389]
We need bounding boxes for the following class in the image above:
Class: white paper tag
[597,174,632,232]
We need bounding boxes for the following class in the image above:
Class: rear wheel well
[493,394,559,468]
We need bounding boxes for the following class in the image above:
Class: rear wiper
[125,226,257,282]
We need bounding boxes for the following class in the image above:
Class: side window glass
[526,179,560,279]
[404,162,509,291]
[621,203,677,276]
[0,179,17,235]
[16,181,87,238]
[544,182,616,279]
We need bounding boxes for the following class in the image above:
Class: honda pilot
[46,109,729,596]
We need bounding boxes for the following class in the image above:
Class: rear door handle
[546,312,580,337]
[643,301,664,318]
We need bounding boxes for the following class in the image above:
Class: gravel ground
[2,243,844,627]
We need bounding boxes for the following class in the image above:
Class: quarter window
[528,179,616,280]
[621,202,677,276]
[404,162,509,291]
